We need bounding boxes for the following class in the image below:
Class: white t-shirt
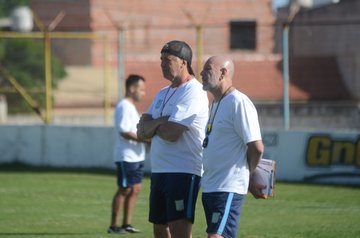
[201,90,262,194]
[114,98,145,163]
[147,78,209,176]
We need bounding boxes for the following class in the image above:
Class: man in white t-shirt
[137,40,208,238]
[108,74,147,234]
[200,56,265,238]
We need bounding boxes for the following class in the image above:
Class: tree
[0,0,67,114]
[0,0,29,16]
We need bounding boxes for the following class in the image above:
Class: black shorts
[115,161,144,188]
[202,192,245,238]
[149,173,201,224]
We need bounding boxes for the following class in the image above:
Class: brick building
[29,0,360,130]
[272,0,360,130]
[32,0,276,60]
[276,0,360,101]
[31,0,284,110]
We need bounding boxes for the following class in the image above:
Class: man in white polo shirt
[200,55,265,238]
[137,40,208,238]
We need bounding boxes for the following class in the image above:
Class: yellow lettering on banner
[307,136,331,166]
[306,136,360,167]
[332,141,355,165]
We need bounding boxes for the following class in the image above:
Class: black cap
[161,40,195,75]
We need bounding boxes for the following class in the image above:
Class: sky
[273,0,289,9]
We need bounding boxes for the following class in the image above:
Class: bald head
[207,56,235,80]
[201,56,236,99]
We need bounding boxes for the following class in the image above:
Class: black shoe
[122,224,141,233]
[107,226,128,234]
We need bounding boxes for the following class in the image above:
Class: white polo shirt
[114,98,145,163]
[147,78,209,176]
[201,90,262,194]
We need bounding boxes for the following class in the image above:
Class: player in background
[108,74,147,234]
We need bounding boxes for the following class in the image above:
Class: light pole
[282,23,290,130]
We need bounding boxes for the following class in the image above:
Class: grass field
[1,164,360,238]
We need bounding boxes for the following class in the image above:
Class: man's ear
[220,68,227,80]
[129,85,136,94]
[182,59,188,68]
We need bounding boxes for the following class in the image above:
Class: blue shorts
[202,192,245,238]
[149,173,201,225]
[115,161,144,188]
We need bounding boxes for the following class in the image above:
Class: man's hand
[137,114,153,140]
[248,176,267,199]
[139,113,153,123]
[137,114,169,140]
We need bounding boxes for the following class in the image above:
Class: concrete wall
[262,130,360,185]
[1,125,359,186]
[0,125,114,168]
[257,103,360,132]
[3,102,360,132]
[0,95,7,123]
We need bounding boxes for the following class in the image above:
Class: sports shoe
[107,226,127,234]
[122,224,141,233]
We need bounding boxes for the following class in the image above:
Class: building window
[230,21,256,50]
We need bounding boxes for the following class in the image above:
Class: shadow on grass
[0,162,115,176]
[278,178,360,189]
[0,232,93,236]
[0,162,151,178]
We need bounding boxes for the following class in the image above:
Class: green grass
[0,164,360,238]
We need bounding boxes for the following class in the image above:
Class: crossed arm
[120,131,141,142]
[137,113,188,142]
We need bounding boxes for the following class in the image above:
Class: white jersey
[114,98,145,163]
[201,90,262,194]
[147,78,209,176]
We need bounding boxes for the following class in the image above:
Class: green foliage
[0,0,30,17]
[0,0,67,114]
[0,38,67,113]
[0,166,360,238]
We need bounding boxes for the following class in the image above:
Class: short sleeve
[168,83,207,127]
[233,96,262,144]
[115,102,133,133]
